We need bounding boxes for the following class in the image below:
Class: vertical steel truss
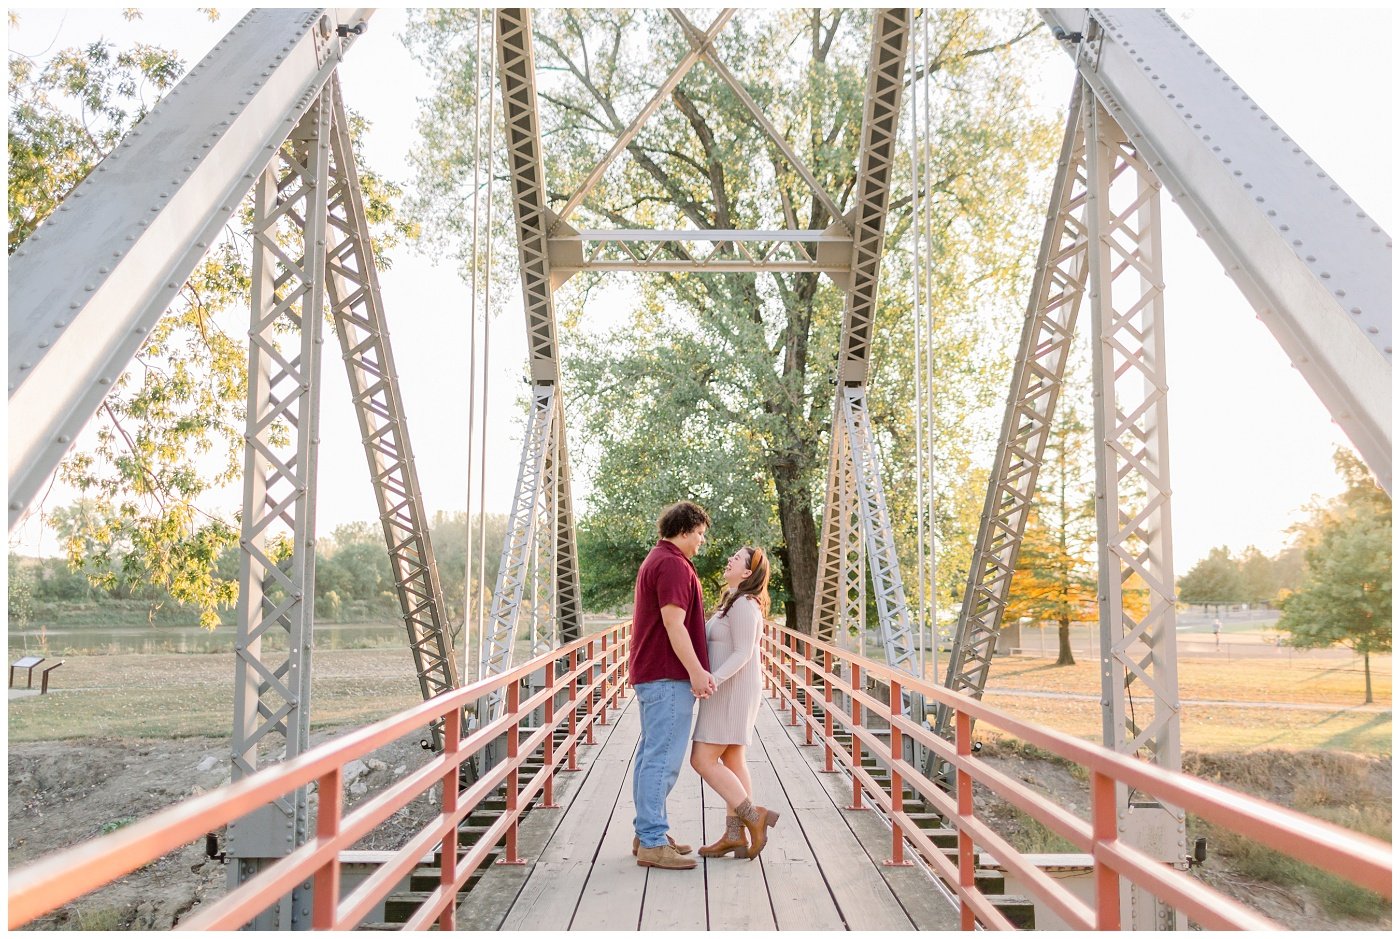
[934,87,1091,743]
[323,78,460,749]
[815,408,867,648]
[483,385,563,718]
[842,389,918,670]
[812,10,911,675]
[227,96,331,928]
[1086,91,1186,921]
[487,8,584,692]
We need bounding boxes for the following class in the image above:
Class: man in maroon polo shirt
[630,500,714,870]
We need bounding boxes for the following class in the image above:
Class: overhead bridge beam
[1041,8,1392,491]
[7,8,374,530]
[548,229,853,284]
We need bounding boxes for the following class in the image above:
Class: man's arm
[661,604,714,697]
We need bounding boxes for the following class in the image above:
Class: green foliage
[404,10,1057,627]
[1279,449,1391,702]
[1177,546,1246,606]
[9,16,413,626]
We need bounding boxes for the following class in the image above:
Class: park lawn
[982,654,1390,707]
[977,692,1392,755]
[8,649,428,743]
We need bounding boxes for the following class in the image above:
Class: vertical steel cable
[463,8,483,684]
[909,10,927,681]
[922,8,939,682]
[475,8,497,672]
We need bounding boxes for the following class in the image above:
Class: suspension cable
[922,7,939,684]
[909,10,927,682]
[475,9,497,675]
[463,7,484,685]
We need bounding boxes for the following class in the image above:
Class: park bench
[9,655,63,694]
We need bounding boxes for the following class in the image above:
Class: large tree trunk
[1056,617,1076,666]
[1364,650,1372,704]
[774,461,820,633]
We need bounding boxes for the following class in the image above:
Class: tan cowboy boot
[698,815,748,859]
[735,798,780,860]
[636,842,698,870]
[632,833,693,856]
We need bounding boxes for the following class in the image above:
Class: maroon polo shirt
[629,540,708,683]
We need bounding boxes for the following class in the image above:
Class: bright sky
[6,6,1393,574]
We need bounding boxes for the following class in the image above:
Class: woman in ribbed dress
[688,545,781,860]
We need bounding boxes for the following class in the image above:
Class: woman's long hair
[718,546,771,618]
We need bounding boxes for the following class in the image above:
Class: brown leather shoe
[636,843,698,870]
[741,806,780,860]
[698,825,748,859]
[632,834,693,856]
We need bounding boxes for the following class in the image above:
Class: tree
[1237,545,1277,607]
[1279,450,1391,703]
[404,10,1057,630]
[9,16,414,627]
[1176,546,1243,610]
[1005,380,1095,665]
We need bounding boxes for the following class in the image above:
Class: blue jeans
[632,679,695,848]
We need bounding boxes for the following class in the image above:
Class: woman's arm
[709,597,761,683]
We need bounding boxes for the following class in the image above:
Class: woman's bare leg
[720,745,751,800]
[689,741,748,808]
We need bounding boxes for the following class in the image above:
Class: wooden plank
[569,715,651,930]
[497,699,643,929]
[758,700,962,931]
[639,763,708,930]
[753,702,916,930]
[701,772,780,931]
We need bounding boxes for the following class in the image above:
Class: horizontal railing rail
[759,621,1392,931]
[8,623,631,931]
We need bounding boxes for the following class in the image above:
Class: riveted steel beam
[323,78,460,750]
[8,8,373,530]
[935,85,1090,744]
[226,94,332,930]
[1041,8,1391,491]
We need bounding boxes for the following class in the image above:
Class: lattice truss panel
[322,79,460,746]
[228,97,332,892]
[481,385,582,720]
[814,389,918,674]
[935,88,1092,741]
[1085,95,1182,770]
[550,230,853,277]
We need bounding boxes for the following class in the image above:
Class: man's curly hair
[657,501,711,539]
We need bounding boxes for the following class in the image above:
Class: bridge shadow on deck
[458,693,958,930]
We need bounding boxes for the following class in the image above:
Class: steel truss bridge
[7,7,1391,931]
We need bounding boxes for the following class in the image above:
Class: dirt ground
[8,731,439,930]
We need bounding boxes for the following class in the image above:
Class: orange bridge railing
[8,623,630,930]
[760,621,1392,930]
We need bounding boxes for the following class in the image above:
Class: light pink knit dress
[691,595,762,746]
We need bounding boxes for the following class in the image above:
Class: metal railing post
[1093,770,1121,930]
[821,648,836,773]
[565,647,580,772]
[803,637,815,746]
[312,766,342,930]
[541,656,559,808]
[885,678,911,866]
[956,710,975,929]
[438,707,461,929]
[500,680,527,866]
[847,661,864,810]
[585,640,596,745]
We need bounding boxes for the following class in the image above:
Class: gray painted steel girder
[936,86,1091,744]
[7,8,373,531]
[1041,8,1391,491]
[323,80,461,749]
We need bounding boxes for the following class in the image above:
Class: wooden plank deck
[463,691,959,930]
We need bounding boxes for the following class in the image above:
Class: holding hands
[690,668,717,699]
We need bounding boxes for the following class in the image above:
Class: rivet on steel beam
[57,435,71,443]
[19,362,32,370]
